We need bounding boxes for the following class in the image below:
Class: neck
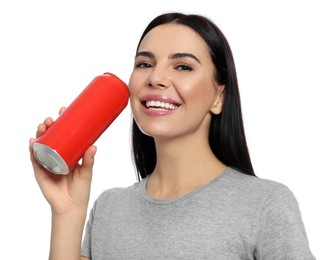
[147,134,226,199]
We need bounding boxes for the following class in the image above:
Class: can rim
[32,142,69,175]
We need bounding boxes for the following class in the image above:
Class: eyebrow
[135,51,201,64]
[135,51,154,59]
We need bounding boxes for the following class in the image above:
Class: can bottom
[32,143,70,175]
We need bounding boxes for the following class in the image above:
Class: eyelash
[176,64,193,71]
[134,62,193,72]
[135,62,152,68]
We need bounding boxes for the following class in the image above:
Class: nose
[145,66,170,89]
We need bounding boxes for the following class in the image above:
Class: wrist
[51,206,88,223]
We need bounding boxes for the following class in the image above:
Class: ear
[210,85,225,115]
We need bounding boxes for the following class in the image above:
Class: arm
[49,210,87,260]
[29,111,96,260]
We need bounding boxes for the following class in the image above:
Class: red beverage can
[32,72,129,175]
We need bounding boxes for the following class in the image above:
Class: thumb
[81,146,97,171]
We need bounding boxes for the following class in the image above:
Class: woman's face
[129,23,224,140]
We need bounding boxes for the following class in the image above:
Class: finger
[36,123,46,138]
[59,106,66,115]
[29,138,42,171]
[73,146,97,185]
[36,117,54,138]
[29,137,35,152]
[43,117,54,127]
[81,146,97,170]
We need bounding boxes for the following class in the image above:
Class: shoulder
[92,181,142,211]
[223,167,295,201]
[217,167,299,217]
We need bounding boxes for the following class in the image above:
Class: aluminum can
[32,72,129,175]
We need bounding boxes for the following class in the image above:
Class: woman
[29,12,315,259]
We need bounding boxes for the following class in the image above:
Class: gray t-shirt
[81,167,315,259]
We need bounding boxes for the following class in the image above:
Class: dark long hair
[132,12,255,180]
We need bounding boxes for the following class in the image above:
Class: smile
[145,100,179,110]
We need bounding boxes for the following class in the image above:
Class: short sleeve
[254,184,315,260]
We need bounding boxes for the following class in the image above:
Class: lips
[145,100,179,110]
[141,95,181,114]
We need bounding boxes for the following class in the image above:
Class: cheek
[129,94,142,124]
[128,77,140,115]
[128,74,143,105]
[182,80,216,109]
[128,72,138,95]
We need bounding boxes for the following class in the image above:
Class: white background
[0,0,334,258]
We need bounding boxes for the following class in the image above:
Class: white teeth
[145,100,178,110]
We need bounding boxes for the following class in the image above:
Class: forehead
[138,23,210,59]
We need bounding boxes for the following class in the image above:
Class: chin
[138,126,173,139]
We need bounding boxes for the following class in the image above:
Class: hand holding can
[32,72,129,175]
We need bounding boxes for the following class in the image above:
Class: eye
[176,64,193,71]
[135,62,153,69]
